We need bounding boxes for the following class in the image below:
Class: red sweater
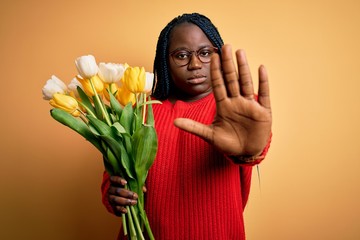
[102,93,269,239]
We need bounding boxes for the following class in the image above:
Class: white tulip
[98,62,127,83]
[68,77,83,98]
[144,72,154,93]
[42,75,68,100]
[75,55,98,79]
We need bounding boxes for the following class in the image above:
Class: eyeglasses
[169,46,218,67]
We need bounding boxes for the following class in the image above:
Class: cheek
[169,64,185,85]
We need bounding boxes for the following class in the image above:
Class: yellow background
[1,0,359,239]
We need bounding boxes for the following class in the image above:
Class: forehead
[169,23,212,50]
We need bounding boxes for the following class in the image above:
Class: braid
[152,13,224,100]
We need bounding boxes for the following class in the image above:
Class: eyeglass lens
[170,47,217,66]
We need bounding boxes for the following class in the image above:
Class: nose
[187,53,202,69]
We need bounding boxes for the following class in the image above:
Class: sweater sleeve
[240,165,252,208]
[239,133,271,207]
[101,171,115,214]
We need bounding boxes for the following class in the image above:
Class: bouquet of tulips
[42,55,160,240]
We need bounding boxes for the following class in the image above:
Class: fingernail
[120,179,127,185]
[116,206,127,214]
[128,199,137,205]
[132,192,138,200]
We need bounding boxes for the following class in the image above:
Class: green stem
[89,77,111,126]
[138,198,155,240]
[124,184,145,239]
[125,206,137,239]
[130,205,145,240]
[122,213,128,236]
[78,101,97,118]
[142,93,147,124]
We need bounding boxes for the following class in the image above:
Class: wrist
[227,147,266,164]
[228,154,265,164]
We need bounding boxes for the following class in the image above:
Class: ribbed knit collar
[160,92,214,111]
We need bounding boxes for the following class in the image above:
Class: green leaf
[87,116,136,180]
[120,102,134,134]
[77,86,95,114]
[105,147,121,175]
[103,155,114,176]
[120,103,134,157]
[50,109,103,153]
[108,90,123,119]
[112,122,127,135]
[146,99,155,126]
[133,109,142,133]
[124,135,133,158]
[100,134,135,180]
[92,96,111,123]
[87,115,113,136]
[109,113,117,123]
[132,125,158,186]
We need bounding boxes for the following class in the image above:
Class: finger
[236,49,254,99]
[108,186,138,200]
[173,118,213,144]
[210,50,227,102]
[258,65,271,109]
[109,197,136,216]
[109,195,137,211]
[110,176,127,187]
[115,206,127,215]
[221,44,240,97]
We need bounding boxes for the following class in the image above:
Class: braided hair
[152,13,224,100]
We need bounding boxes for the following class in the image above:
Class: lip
[188,75,207,84]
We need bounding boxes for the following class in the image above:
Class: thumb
[174,118,213,143]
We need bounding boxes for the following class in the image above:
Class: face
[168,23,216,101]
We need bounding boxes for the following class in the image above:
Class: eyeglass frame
[168,46,219,67]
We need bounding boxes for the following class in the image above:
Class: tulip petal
[42,75,67,100]
[75,55,98,79]
[98,62,127,83]
[144,72,154,93]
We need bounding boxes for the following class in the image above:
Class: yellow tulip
[49,93,80,117]
[76,75,104,97]
[116,85,136,106]
[123,66,146,93]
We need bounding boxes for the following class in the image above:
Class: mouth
[188,75,207,84]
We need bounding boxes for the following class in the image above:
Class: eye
[174,51,191,60]
[198,49,213,57]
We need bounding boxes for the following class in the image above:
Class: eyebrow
[169,44,214,53]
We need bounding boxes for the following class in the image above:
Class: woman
[102,13,272,239]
